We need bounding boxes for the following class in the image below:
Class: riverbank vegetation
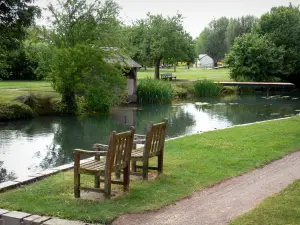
[0,117,299,223]
[194,79,223,97]
[137,78,173,103]
[230,179,300,225]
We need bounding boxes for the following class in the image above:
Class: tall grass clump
[194,79,223,97]
[137,78,173,104]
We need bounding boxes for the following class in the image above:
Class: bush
[172,85,188,98]
[194,79,223,97]
[172,83,195,98]
[137,78,173,104]
[0,102,34,121]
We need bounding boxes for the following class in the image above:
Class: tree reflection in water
[0,162,16,183]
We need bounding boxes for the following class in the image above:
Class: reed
[137,78,173,104]
[194,79,223,97]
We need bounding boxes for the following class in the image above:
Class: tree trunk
[155,57,162,79]
[62,90,77,115]
[174,64,176,72]
[187,62,190,69]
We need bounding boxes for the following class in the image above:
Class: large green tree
[226,4,300,85]
[39,0,126,114]
[226,16,258,49]
[225,33,286,81]
[127,14,191,79]
[0,0,40,79]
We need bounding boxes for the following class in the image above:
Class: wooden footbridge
[217,82,295,88]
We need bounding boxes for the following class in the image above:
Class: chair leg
[132,160,137,172]
[123,165,130,192]
[74,172,80,198]
[142,160,149,180]
[158,154,163,174]
[94,175,100,188]
[104,175,112,199]
[115,170,121,180]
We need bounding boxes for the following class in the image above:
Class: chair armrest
[73,149,107,156]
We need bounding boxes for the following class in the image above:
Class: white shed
[198,54,214,68]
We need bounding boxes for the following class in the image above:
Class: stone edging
[0,209,95,225]
[0,115,298,194]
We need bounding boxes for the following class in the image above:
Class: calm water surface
[1,94,300,182]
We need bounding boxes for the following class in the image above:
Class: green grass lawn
[0,68,229,102]
[0,117,299,223]
[230,179,300,225]
[138,67,231,81]
[0,81,56,102]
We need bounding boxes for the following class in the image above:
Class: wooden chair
[73,127,135,199]
[131,119,168,180]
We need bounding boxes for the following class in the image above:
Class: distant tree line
[195,16,258,66]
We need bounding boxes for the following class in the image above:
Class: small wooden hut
[106,52,141,103]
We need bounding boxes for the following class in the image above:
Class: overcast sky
[36,0,300,38]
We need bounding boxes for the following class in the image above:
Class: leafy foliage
[137,78,173,104]
[225,33,286,82]
[226,4,300,85]
[0,0,40,79]
[38,0,126,114]
[126,14,195,79]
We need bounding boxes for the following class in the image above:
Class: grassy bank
[0,81,59,120]
[0,117,299,223]
[138,67,231,81]
[230,179,300,225]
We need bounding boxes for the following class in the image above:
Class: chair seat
[80,160,105,173]
[131,149,144,159]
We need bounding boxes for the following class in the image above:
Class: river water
[1,94,300,182]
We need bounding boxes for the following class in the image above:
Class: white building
[197,54,214,68]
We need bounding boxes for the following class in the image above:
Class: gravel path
[113,150,300,225]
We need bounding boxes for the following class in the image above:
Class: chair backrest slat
[106,127,135,172]
[143,120,168,157]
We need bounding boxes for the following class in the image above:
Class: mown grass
[0,117,300,223]
[230,179,300,225]
[138,67,231,81]
[0,81,55,102]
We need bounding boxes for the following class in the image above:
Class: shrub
[172,85,188,98]
[137,78,173,104]
[0,102,34,121]
[194,79,223,97]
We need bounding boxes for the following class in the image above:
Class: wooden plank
[217,82,295,88]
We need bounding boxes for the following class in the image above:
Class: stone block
[13,176,38,185]
[0,209,9,225]
[2,211,31,225]
[24,215,51,225]
[52,164,73,172]
[42,218,92,225]
[38,169,59,176]
[0,181,19,192]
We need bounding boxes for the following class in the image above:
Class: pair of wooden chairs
[73,119,168,199]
